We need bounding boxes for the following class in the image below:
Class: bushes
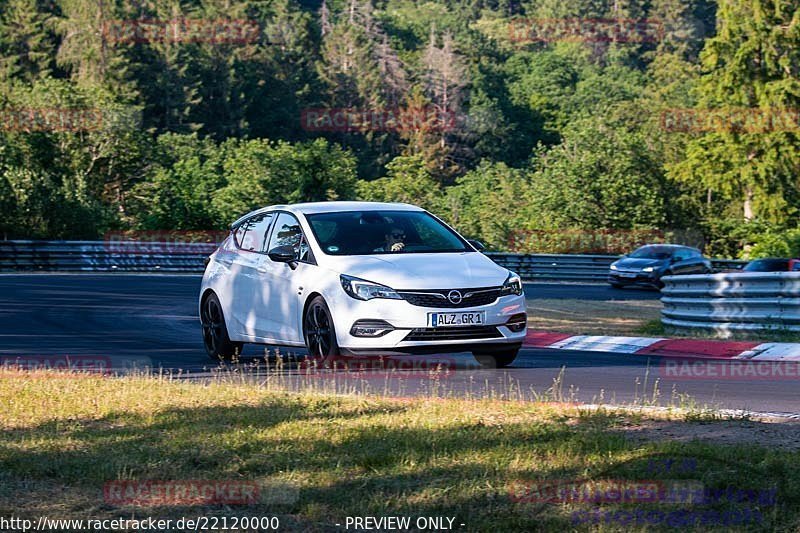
[747,229,800,259]
[126,135,358,230]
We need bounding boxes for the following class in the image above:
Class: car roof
[230,201,424,228]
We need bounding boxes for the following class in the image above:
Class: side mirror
[268,245,298,269]
[467,239,486,252]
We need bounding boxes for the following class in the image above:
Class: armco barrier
[0,240,217,272]
[0,241,746,280]
[484,252,617,281]
[661,272,800,333]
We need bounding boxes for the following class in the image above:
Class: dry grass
[0,370,797,531]
[527,299,663,335]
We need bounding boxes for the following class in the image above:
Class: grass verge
[527,299,662,335]
[636,320,800,343]
[0,370,798,532]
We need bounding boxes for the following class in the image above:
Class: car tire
[609,282,623,289]
[303,296,340,362]
[201,292,243,361]
[473,347,519,369]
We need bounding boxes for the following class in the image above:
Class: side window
[266,213,304,260]
[234,213,274,252]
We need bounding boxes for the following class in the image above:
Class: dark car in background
[608,244,712,289]
[742,258,799,272]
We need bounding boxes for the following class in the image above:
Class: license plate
[428,311,485,327]
[619,272,637,278]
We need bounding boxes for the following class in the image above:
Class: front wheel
[303,296,339,362]
[473,347,519,369]
[201,293,243,361]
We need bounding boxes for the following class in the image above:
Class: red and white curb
[523,331,800,362]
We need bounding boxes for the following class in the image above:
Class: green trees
[0,0,796,257]
[528,119,668,230]
[214,138,358,223]
[128,136,358,230]
[356,154,441,210]
[441,160,535,249]
[670,0,800,224]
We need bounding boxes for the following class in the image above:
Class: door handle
[257,264,269,274]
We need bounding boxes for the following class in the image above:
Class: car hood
[614,257,667,270]
[324,252,509,289]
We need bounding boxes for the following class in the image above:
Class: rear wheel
[303,296,339,363]
[201,293,243,361]
[473,347,519,369]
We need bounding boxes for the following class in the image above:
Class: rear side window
[234,212,274,252]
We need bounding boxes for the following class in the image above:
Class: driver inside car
[374,227,406,252]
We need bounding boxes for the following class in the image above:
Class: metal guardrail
[661,272,800,332]
[710,259,747,272]
[0,241,748,280]
[485,252,617,281]
[0,240,217,272]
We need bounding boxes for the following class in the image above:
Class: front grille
[404,325,502,341]
[398,287,502,308]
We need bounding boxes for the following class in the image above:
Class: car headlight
[642,266,655,273]
[340,275,402,301]
[500,272,523,296]
[610,264,618,271]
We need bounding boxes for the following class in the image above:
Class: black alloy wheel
[201,293,242,361]
[303,296,339,361]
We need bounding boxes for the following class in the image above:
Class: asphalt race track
[1,274,798,416]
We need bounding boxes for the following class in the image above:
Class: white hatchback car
[199,202,527,367]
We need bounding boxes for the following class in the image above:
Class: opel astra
[199,202,527,367]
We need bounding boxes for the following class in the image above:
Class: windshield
[628,246,679,260]
[305,210,470,256]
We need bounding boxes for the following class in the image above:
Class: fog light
[350,319,395,337]
[505,313,527,332]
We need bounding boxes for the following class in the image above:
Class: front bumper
[608,270,661,287]
[333,293,527,352]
